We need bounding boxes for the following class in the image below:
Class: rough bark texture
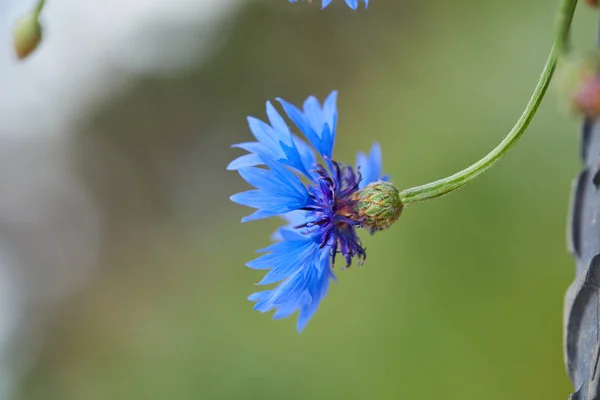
[565,56,600,399]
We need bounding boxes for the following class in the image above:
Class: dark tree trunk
[565,23,600,397]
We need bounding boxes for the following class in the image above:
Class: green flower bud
[13,14,43,60]
[352,181,403,231]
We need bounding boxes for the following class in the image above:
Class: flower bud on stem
[13,0,46,60]
[352,181,403,231]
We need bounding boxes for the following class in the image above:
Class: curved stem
[398,0,579,205]
[33,0,46,19]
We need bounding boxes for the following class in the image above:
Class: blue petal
[230,191,305,222]
[270,210,311,241]
[266,157,309,198]
[247,116,280,148]
[292,0,366,9]
[245,117,308,173]
[322,91,338,150]
[238,167,287,193]
[303,96,325,135]
[226,153,262,170]
[266,101,289,134]
[252,237,321,285]
[357,142,387,189]
[248,291,267,302]
[248,255,335,332]
[252,269,310,312]
[277,91,338,160]
[233,141,313,176]
[277,98,323,155]
[279,139,314,180]
[229,104,316,179]
[233,142,278,164]
[231,159,311,222]
[344,0,358,9]
[293,135,317,171]
[247,231,312,270]
[297,262,335,332]
[273,306,298,319]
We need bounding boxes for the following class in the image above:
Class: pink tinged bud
[556,54,600,118]
[574,77,600,117]
[13,14,42,60]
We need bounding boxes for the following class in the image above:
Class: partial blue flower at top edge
[289,0,369,10]
[229,91,393,332]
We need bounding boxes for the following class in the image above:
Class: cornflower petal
[356,142,388,188]
[226,153,262,170]
[270,211,312,241]
[297,260,335,331]
[303,96,326,134]
[227,141,277,171]
[272,306,298,320]
[322,91,338,144]
[266,101,290,134]
[230,159,312,222]
[345,0,358,9]
[277,91,338,160]
[249,254,335,332]
[277,98,325,157]
[228,118,316,179]
[289,0,368,9]
[251,269,312,312]
[248,234,321,285]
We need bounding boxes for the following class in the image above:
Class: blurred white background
[0,0,241,396]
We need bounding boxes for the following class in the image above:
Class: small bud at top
[586,0,598,8]
[13,14,42,60]
[351,181,403,232]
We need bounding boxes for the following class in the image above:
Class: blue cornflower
[229,91,400,332]
[289,0,369,10]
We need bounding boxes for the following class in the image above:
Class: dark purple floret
[296,160,366,268]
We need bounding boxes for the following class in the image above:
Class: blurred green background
[14,0,599,398]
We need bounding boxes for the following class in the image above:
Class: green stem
[398,0,578,205]
[33,0,46,19]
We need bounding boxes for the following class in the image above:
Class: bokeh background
[0,0,595,398]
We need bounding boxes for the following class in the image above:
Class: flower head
[289,0,369,10]
[229,91,398,331]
